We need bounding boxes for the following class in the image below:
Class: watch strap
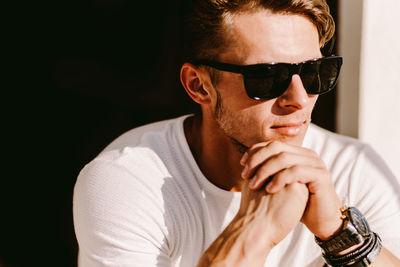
[316,221,365,254]
[315,206,369,255]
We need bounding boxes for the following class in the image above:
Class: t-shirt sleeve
[347,144,400,257]
[73,158,174,267]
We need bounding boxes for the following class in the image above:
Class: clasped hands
[197,141,347,266]
[238,141,343,244]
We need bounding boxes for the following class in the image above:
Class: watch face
[348,207,370,235]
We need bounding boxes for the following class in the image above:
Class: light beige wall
[337,0,363,138]
[338,0,400,179]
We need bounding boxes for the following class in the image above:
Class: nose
[276,74,309,110]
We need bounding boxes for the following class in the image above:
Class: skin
[180,9,400,267]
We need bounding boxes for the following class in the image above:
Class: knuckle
[272,171,286,184]
[289,164,301,173]
[249,142,268,151]
[255,164,267,176]
[268,140,281,151]
[320,168,331,179]
[276,151,289,161]
[319,160,328,169]
[309,149,319,157]
[246,156,257,168]
[255,166,273,183]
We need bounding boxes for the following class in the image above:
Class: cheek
[216,73,275,123]
[234,101,276,134]
[247,103,276,131]
[217,73,249,105]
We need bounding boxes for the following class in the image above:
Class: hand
[197,180,308,267]
[238,179,309,250]
[240,141,343,240]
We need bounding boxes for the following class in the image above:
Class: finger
[240,142,269,166]
[265,165,329,194]
[248,151,324,189]
[241,141,318,179]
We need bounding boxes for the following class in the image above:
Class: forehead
[221,10,321,65]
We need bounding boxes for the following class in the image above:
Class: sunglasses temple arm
[326,34,336,56]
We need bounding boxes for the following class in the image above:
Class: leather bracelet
[325,233,376,266]
[323,235,375,261]
[323,232,382,266]
[316,206,381,267]
[354,235,382,267]
[325,233,375,265]
[316,219,365,255]
[323,233,382,267]
[346,233,381,266]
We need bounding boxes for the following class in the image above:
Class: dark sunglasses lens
[301,58,341,94]
[244,64,290,100]
[241,57,342,100]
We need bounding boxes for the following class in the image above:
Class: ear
[180,62,212,104]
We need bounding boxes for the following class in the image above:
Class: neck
[184,113,244,192]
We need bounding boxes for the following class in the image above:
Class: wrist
[315,206,383,266]
[314,217,344,241]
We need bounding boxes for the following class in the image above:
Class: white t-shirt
[73,115,400,267]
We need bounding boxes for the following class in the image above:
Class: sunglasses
[193,56,343,101]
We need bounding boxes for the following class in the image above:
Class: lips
[270,121,306,136]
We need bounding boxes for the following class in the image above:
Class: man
[73,0,400,266]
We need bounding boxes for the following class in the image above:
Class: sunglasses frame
[193,55,343,101]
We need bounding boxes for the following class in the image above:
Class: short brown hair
[182,0,335,62]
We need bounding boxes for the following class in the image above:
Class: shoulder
[75,115,194,210]
[73,148,182,264]
[101,115,190,153]
[75,114,193,197]
[76,146,169,196]
[73,117,191,262]
[73,115,206,262]
[74,114,198,228]
[74,115,190,222]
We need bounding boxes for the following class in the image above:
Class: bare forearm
[371,247,400,267]
[198,182,308,266]
[197,216,271,267]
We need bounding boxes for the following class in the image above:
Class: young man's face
[208,10,322,149]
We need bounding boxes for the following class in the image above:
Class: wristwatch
[315,206,371,255]
[316,206,382,266]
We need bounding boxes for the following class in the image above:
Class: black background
[2,1,337,266]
